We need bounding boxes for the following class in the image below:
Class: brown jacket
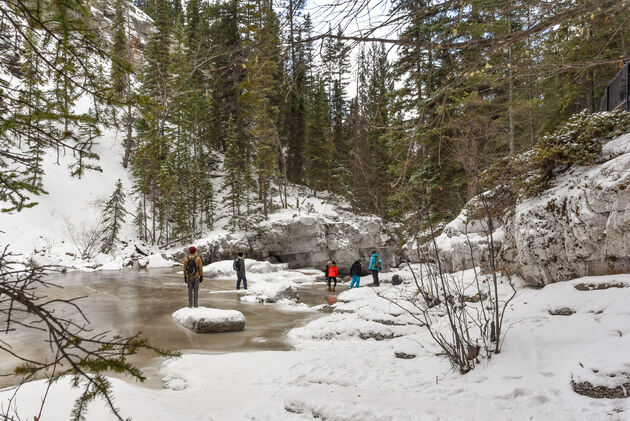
[183,254,203,278]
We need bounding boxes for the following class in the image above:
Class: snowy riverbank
[2,266,629,420]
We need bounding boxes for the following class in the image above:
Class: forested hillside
[1,0,629,249]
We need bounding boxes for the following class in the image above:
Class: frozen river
[0,266,331,389]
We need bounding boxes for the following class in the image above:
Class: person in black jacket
[349,258,362,289]
[234,251,247,290]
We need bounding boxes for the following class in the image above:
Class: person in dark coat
[234,252,247,290]
[349,259,362,289]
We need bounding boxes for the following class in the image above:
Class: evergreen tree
[305,78,335,194]
[223,117,243,230]
[111,0,130,95]
[101,180,127,253]
[1,0,109,212]
[133,0,172,244]
[240,0,283,216]
[134,201,147,241]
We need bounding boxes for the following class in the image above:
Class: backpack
[233,259,240,271]
[186,256,198,277]
[373,255,382,270]
[391,274,403,286]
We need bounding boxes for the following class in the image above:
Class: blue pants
[350,275,360,289]
[237,275,247,290]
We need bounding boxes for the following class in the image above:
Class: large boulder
[172,307,245,333]
[502,134,630,285]
[410,207,504,274]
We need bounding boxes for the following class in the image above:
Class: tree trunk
[122,100,133,168]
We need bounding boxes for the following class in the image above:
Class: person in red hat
[183,246,203,308]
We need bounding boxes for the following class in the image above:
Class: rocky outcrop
[172,307,246,333]
[411,207,504,274]
[90,0,152,66]
[428,133,630,286]
[176,213,397,275]
[502,135,630,285]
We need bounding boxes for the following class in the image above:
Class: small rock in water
[172,307,246,333]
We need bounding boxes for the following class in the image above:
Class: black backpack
[391,274,403,286]
[186,256,198,277]
[233,259,240,271]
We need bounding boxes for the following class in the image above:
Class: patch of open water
[0,267,340,389]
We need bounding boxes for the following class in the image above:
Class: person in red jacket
[327,261,339,292]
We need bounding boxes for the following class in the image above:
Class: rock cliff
[175,213,397,275]
[426,133,630,286]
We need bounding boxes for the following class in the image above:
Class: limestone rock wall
[502,135,630,285]
[426,133,630,286]
[175,214,397,276]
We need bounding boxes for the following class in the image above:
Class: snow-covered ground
[2,267,629,420]
[0,121,365,273]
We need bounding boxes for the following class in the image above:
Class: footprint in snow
[163,374,188,391]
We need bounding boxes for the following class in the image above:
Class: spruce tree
[304,78,334,194]
[101,180,127,253]
[239,0,283,216]
[223,116,243,230]
[111,0,130,95]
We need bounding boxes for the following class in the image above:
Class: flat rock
[172,307,245,333]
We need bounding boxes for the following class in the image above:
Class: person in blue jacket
[369,249,382,287]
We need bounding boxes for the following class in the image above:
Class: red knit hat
[189,246,197,254]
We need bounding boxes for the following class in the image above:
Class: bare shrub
[64,217,106,260]
[383,204,515,374]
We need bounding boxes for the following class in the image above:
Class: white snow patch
[172,307,245,330]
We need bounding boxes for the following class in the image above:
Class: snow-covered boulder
[501,134,630,286]
[172,307,245,333]
[406,205,505,274]
[428,132,630,286]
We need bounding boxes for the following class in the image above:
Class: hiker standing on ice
[369,249,382,287]
[327,261,339,292]
[234,252,247,290]
[183,246,203,308]
[349,258,362,289]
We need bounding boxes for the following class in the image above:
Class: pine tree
[304,78,334,194]
[20,27,46,193]
[133,0,173,244]
[101,180,127,253]
[239,0,283,216]
[111,0,130,95]
[134,201,147,241]
[223,116,243,230]
[280,2,310,185]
